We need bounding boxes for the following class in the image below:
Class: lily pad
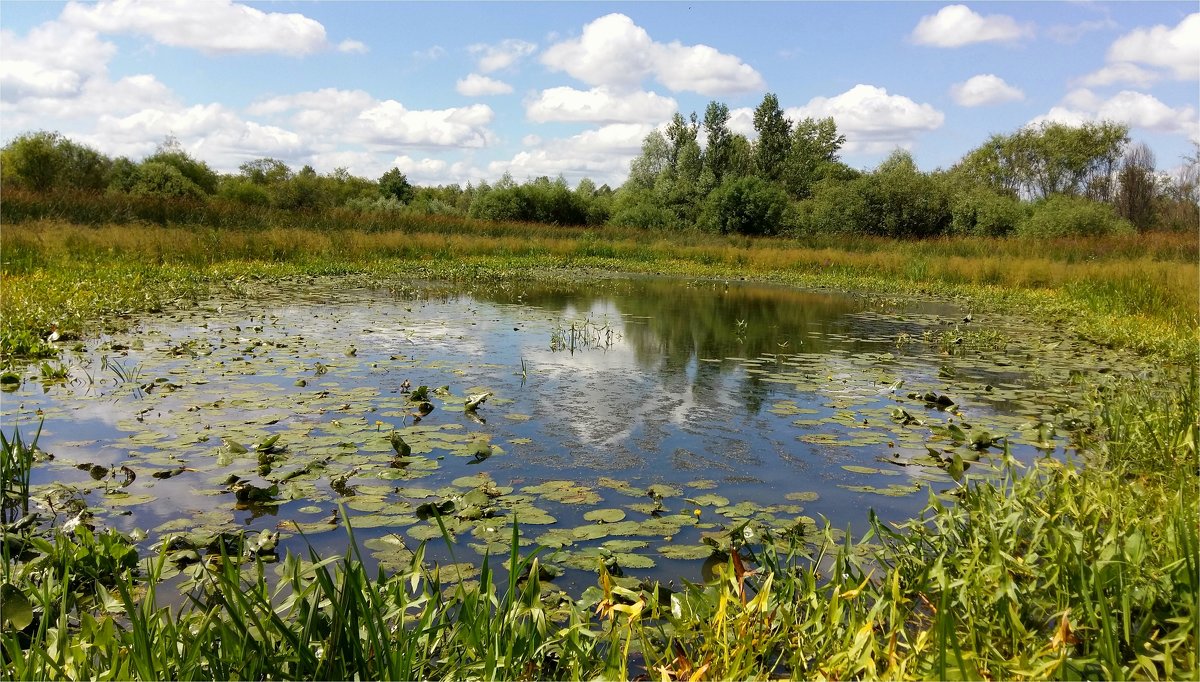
[657,544,717,560]
[583,508,626,523]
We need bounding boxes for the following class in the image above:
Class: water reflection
[1,275,1143,588]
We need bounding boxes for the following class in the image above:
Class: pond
[1,275,1152,591]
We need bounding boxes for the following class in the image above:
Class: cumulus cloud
[469,38,537,73]
[456,73,514,97]
[910,5,1032,48]
[61,0,351,56]
[1071,62,1162,89]
[786,84,944,153]
[1107,13,1200,80]
[525,86,676,124]
[1030,90,1197,135]
[251,89,496,150]
[489,123,654,185]
[949,74,1024,107]
[541,13,764,95]
[91,103,305,162]
[0,22,115,99]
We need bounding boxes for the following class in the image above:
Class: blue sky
[2,1,1196,187]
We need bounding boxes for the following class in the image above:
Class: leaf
[584,508,627,523]
[1,583,33,630]
[223,438,248,455]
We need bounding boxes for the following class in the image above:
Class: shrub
[950,187,1023,237]
[699,176,789,236]
[128,162,206,200]
[1017,195,1135,238]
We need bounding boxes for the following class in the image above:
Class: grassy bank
[2,220,1196,364]
[3,370,1195,680]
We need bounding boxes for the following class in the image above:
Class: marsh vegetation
[1,111,1197,679]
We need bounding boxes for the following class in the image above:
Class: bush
[1017,195,1135,238]
[699,176,789,236]
[791,180,870,235]
[950,188,1023,237]
[218,177,271,206]
[1,131,111,192]
[128,162,206,200]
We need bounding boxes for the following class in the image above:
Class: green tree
[144,137,219,194]
[752,93,791,181]
[781,117,845,199]
[128,161,206,199]
[664,112,699,173]
[628,130,670,190]
[702,101,733,184]
[957,121,1129,200]
[0,131,111,191]
[239,158,292,185]
[379,168,414,203]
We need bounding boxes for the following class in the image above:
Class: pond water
[1,275,1150,590]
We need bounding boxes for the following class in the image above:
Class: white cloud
[787,84,944,153]
[525,86,676,124]
[355,101,496,149]
[949,74,1024,107]
[1072,62,1162,89]
[541,13,764,95]
[1107,13,1200,80]
[456,73,514,97]
[1031,90,1197,135]
[0,22,114,99]
[469,38,537,73]
[489,123,654,185]
[337,39,368,54]
[726,107,757,137]
[910,5,1032,48]
[654,40,766,96]
[92,103,305,163]
[250,88,497,149]
[61,0,344,56]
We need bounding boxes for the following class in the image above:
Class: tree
[956,121,1129,200]
[702,101,733,184]
[128,161,206,199]
[781,117,845,199]
[664,112,699,173]
[628,130,670,190]
[239,158,292,185]
[752,93,791,181]
[1114,142,1156,230]
[378,168,414,203]
[144,137,219,194]
[0,130,111,192]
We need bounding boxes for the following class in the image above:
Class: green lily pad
[583,508,626,523]
[657,544,716,560]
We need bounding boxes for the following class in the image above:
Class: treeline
[2,97,1197,237]
[615,96,1198,237]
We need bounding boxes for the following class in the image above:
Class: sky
[1,1,1197,188]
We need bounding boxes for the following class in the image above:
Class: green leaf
[0,584,32,630]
